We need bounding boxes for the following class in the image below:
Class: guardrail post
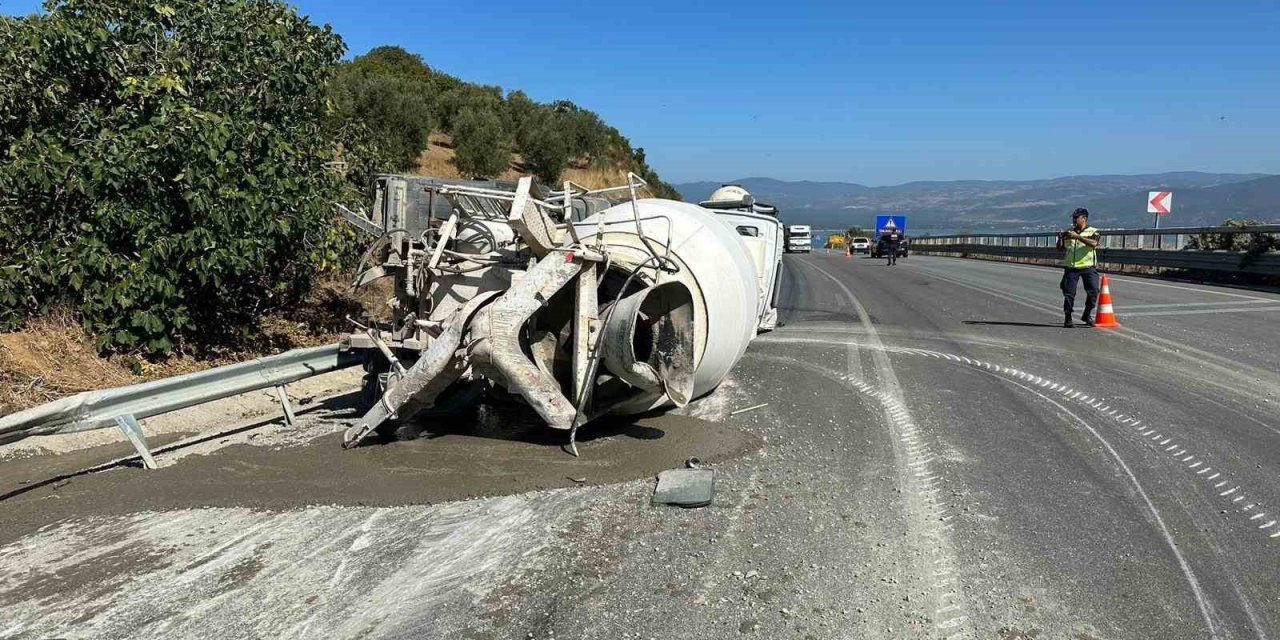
[113,414,157,469]
[276,385,296,427]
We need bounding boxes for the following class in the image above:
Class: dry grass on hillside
[413,132,655,196]
[0,311,177,415]
[0,279,371,415]
[412,132,466,180]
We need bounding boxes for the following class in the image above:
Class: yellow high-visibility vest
[1064,226,1099,268]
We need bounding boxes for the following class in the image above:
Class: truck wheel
[356,351,391,413]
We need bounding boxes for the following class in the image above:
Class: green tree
[348,45,434,82]
[329,65,433,172]
[0,0,347,353]
[517,109,574,185]
[435,84,504,132]
[504,90,539,137]
[552,100,609,161]
[451,109,509,178]
[1185,219,1278,253]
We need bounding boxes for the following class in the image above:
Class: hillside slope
[414,133,647,193]
[1082,175,1280,226]
[335,46,679,199]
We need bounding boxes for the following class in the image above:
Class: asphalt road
[764,252,1280,639]
[3,253,1279,639]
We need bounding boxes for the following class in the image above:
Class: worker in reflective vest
[883,229,902,266]
[1056,208,1101,328]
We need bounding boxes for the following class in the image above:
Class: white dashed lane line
[883,345,1276,544]
[762,335,1277,545]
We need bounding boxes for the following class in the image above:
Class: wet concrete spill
[0,400,758,545]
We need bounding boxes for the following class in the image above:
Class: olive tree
[0,0,347,353]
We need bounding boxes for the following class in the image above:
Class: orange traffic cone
[1093,275,1121,328]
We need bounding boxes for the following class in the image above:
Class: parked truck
[784,224,812,253]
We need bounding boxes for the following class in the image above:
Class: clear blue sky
[4,0,1279,185]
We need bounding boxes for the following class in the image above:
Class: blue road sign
[875,215,907,239]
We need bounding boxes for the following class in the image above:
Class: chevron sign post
[1148,191,1172,228]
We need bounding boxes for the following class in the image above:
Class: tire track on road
[795,258,975,639]
[761,333,1279,547]
[758,334,1259,637]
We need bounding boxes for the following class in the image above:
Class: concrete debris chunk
[652,468,715,508]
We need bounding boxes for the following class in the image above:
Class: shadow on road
[963,320,1063,328]
[392,400,667,447]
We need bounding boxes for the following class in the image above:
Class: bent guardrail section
[0,344,362,463]
[913,224,1280,275]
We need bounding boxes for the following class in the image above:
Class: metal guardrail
[0,344,362,466]
[913,224,1280,275]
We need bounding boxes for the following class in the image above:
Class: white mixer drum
[575,199,758,407]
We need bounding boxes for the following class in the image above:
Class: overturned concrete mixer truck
[337,175,782,451]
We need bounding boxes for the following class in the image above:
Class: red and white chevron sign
[1147,191,1172,215]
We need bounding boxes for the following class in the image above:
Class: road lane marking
[987,372,1219,637]
[921,258,1275,302]
[900,262,1280,403]
[1123,306,1280,317]
[758,333,1275,547]
[1123,300,1280,309]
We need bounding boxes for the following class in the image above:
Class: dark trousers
[1060,267,1099,320]
[886,246,899,265]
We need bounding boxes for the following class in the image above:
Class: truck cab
[784,225,812,253]
[699,185,785,331]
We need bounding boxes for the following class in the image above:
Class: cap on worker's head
[1072,208,1090,219]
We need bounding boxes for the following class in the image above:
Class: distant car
[872,236,909,258]
[849,237,872,253]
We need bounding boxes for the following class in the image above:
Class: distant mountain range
[675,172,1280,231]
